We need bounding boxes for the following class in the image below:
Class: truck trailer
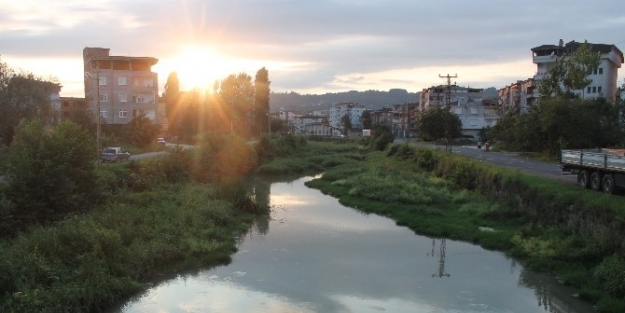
[561,149,625,194]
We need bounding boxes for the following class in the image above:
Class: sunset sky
[1,0,624,97]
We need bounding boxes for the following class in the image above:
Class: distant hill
[270,87,499,113]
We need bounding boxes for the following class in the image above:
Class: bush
[595,255,625,298]
[5,120,98,222]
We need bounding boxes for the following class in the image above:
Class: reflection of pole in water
[432,238,451,278]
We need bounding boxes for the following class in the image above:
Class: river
[110,176,593,313]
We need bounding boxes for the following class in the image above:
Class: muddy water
[112,176,593,313]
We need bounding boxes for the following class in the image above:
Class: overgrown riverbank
[0,132,268,313]
[264,139,625,313]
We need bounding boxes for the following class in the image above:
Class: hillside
[270,87,498,112]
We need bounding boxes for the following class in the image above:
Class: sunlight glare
[170,45,234,92]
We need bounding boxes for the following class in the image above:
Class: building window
[99,76,107,86]
[118,77,127,85]
[599,68,603,75]
[118,93,127,102]
[63,101,69,107]
[592,87,597,93]
[100,110,108,118]
[470,119,478,126]
[598,86,602,93]
[593,69,598,75]
[99,94,108,102]
[119,109,128,118]
[587,87,591,93]
[470,108,478,115]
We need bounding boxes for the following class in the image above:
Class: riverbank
[265,140,625,312]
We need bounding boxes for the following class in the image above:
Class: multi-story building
[498,78,537,113]
[419,84,500,139]
[451,99,500,140]
[59,97,87,122]
[419,85,483,112]
[329,102,366,134]
[391,102,418,138]
[531,39,623,102]
[293,114,328,135]
[83,47,159,125]
[370,107,394,127]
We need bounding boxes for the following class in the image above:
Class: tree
[5,119,97,222]
[340,113,352,136]
[219,73,255,137]
[539,42,600,98]
[124,114,161,147]
[417,107,462,141]
[254,67,271,135]
[361,110,372,129]
[163,72,180,136]
[0,58,60,145]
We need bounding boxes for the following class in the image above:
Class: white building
[531,39,623,102]
[329,102,366,135]
[420,85,500,139]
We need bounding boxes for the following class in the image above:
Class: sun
[168,45,234,92]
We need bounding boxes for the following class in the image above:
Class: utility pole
[85,61,101,167]
[439,73,457,153]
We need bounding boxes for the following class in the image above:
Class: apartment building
[83,47,159,125]
[391,102,418,138]
[419,85,483,112]
[59,97,87,122]
[419,84,500,139]
[329,102,366,134]
[500,39,624,112]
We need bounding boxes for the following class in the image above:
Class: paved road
[396,140,578,184]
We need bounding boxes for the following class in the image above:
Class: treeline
[490,97,625,155]
[163,68,271,142]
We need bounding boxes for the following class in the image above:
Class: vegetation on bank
[0,119,269,312]
[262,137,625,313]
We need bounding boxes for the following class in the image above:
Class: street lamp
[84,68,101,167]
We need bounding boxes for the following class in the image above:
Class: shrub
[594,255,625,298]
[5,120,98,222]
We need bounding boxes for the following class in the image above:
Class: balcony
[533,55,557,64]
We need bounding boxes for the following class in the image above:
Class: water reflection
[430,238,451,278]
[112,176,595,313]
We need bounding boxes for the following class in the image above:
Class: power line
[439,73,457,153]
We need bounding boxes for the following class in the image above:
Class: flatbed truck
[560,149,625,194]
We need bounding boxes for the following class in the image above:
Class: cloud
[1,0,624,96]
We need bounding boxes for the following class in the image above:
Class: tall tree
[163,72,180,137]
[340,113,352,136]
[219,73,254,137]
[539,42,601,98]
[361,110,372,129]
[0,59,59,145]
[254,67,271,135]
[417,107,462,141]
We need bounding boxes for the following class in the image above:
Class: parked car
[157,137,166,145]
[101,147,131,163]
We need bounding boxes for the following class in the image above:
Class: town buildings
[83,47,160,125]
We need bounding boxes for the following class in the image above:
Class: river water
[111,176,594,313]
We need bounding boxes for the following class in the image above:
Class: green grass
[0,183,258,313]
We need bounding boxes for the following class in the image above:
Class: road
[130,143,194,161]
[397,140,577,184]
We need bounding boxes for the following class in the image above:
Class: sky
[1,0,625,98]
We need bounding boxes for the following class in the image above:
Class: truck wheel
[602,174,615,194]
[578,170,590,189]
[590,172,603,191]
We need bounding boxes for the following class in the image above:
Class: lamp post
[267,112,271,137]
[85,66,101,167]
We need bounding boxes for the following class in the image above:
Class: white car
[157,138,166,145]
